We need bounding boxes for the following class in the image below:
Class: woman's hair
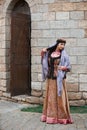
[47,39,66,54]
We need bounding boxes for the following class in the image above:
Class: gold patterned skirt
[41,79,73,124]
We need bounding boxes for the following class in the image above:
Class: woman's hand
[41,48,47,57]
[58,66,67,71]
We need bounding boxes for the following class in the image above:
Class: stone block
[70,11,84,20]
[31,64,42,73]
[85,11,87,19]
[31,30,43,38]
[0,72,10,79]
[31,38,38,47]
[38,73,43,82]
[31,73,38,81]
[42,0,54,3]
[78,20,87,28]
[56,12,69,20]
[32,81,42,90]
[37,21,50,29]
[63,2,75,11]
[77,56,87,64]
[31,47,43,56]
[38,4,48,13]
[68,47,87,56]
[50,20,78,29]
[31,90,42,97]
[79,74,87,83]
[83,92,87,99]
[32,56,41,64]
[0,86,6,91]
[69,100,85,106]
[80,83,87,91]
[70,29,85,38]
[66,82,79,92]
[72,65,87,73]
[66,74,78,83]
[56,29,70,38]
[68,92,82,100]
[26,96,40,104]
[31,13,43,21]
[43,30,56,38]
[43,12,55,20]
[3,92,11,98]
[70,56,77,64]
[85,29,87,37]
[38,38,55,47]
[43,90,46,98]
[48,3,63,12]
[77,38,87,46]
[0,64,7,71]
[0,91,3,96]
[40,97,43,104]
[75,2,87,11]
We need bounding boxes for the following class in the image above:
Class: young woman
[40,39,73,124]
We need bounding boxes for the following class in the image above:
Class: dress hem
[41,115,73,125]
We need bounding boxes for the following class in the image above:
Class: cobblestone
[0,100,87,130]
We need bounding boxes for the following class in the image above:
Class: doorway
[10,0,31,96]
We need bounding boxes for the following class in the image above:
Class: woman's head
[56,39,66,51]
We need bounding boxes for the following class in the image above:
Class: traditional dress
[41,50,73,124]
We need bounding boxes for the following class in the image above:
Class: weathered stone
[48,3,63,12]
[56,29,70,38]
[69,56,77,64]
[71,65,87,73]
[31,13,43,21]
[31,73,38,81]
[50,20,78,29]
[70,29,85,38]
[40,97,43,104]
[66,74,78,83]
[78,20,87,28]
[38,73,43,82]
[43,30,56,38]
[31,90,42,97]
[75,2,87,11]
[0,86,6,92]
[43,12,55,20]
[31,64,42,73]
[63,2,75,11]
[77,38,87,46]
[31,30,43,38]
[80,83,87,91]
[79,74,87,83]
[56,12,69,20]
[85,29,87,37]
[84,11,87,19]
[70,11,84,20]
[3,92,11,98]
[77,56,87,64]
[66,82,79,92]
[26,96,40,104]
[32,82,42,90]
[42,0,55,4]
[83,92,87,99]
[32,56,41,64]
[68,92,82,100]
[0,91,3,96]
[31,47,43,56]
[69,100,85,106]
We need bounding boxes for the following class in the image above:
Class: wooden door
[10,13,31,96]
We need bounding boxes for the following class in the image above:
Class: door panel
[11,13,31,96]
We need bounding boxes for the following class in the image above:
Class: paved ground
[0,100,87,130]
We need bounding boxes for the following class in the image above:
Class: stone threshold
[0,92,43,105]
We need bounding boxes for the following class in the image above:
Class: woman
[40,39,73,124]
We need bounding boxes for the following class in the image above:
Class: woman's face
[57,42,65,50]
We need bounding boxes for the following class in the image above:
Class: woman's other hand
[58,66,67,71]
[41,48,47,57]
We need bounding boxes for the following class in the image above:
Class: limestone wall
[0,0,87,106]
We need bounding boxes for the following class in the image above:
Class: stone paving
[0,100,87,130]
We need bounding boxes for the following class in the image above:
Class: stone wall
[0,0,87,106]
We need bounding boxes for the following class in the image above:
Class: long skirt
[41,79,73,124]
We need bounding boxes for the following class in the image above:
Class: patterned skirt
[41,79,73,124]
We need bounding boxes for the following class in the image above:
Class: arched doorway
[10,0,31,96]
